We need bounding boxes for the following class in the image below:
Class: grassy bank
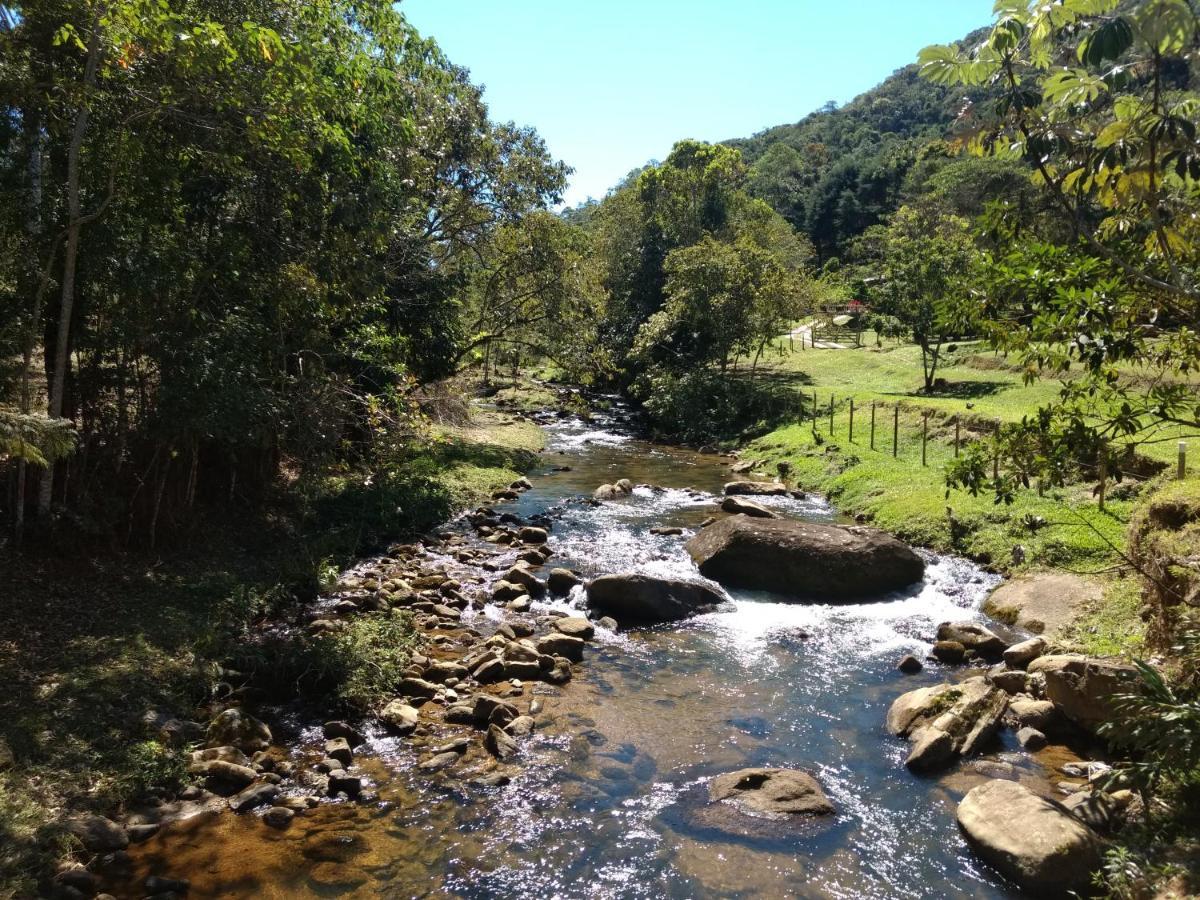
[740,339,1200,658]
[0,402,542,898]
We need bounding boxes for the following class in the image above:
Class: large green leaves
[1133,0,1195,54]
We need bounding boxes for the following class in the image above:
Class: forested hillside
[726,61,982,260]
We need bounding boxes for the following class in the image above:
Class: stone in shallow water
[708,768,834,818]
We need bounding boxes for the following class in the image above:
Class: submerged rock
[685,517,924,599]
[586,573,726,624]
[957,780,1102,894]
[708,768,834,818]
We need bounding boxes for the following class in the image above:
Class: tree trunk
[38,12,102,519]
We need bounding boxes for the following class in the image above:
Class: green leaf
[1078,16,1135,65]
[1133,0,1195,54]
[1042,68,1108,105]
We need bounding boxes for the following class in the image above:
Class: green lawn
[742,336,1200,658]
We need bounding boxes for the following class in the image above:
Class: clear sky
[401,1,995,207]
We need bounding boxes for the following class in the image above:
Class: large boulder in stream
[709,768,834,818]
[957,780,1103,894]
[886,677,1008,771]
[685,517,925,599]
[585,573,725,625]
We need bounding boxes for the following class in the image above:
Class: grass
[0,401,541,898]
[741,337,1200,659]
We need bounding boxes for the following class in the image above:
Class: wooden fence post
[922,413,929,466]
[893,406,899,458]
[870,402,876,451]
[1098,443,1108,511]
[1180,441,1188,479]
[849,399,855,443]
[993,422,1000,480]
[829,396,835,434]
[954,418,960,458]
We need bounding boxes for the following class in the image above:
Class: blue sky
[401,1,995,207]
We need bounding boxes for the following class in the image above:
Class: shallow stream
[113,405,1084,898]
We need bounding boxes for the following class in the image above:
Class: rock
[324,738,353,767]
[322,721,366,747]
[505,715,535,737]
[229,782,280,812]
[206,708,272,753]
[485,724,519,760]
[491,580,525,604]
[127,823,160,843]
[424,661,469,683]
[1026,655,1139,733]
[719,496,780,519]
[472,658,506,683]
[984,574,1102,640]
[535,633,585,662]
[552,617,595,640]
[586,573,726,624]
[957,780,1102,893]
[730,459,760,474]
[897,654,924,674]
[398,677,440,700]
[1006,697,1058,731]
[328,774,362,798]
[649,526,684,536]
[547,568,582,595]
[188,745,251,769]
[886,677,1008,771]
[263,806,295,829]
[1003,637,1048,669]
[503,565,546,598]
[145,875,191,894]
[54,862,97,894]
[988,669,1029,695]
[1061,791,1121,832]
[685,517,924,599]
[931,641,966,664]
[594,481,634,501]
[188,759,257,790]
[473,694,519,729]
[519,526,549,544]
[1017,727,1047,750]
[64,814,128,852]
[936,622,1007,658]
[723,481,789,496]
[379,701,420,734]
[708,768,834,818]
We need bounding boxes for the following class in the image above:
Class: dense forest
[3,1,1200,896]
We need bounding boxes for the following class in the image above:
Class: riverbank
[0,404,544,898]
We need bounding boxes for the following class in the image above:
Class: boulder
[936,622,1007,658]
[932,641,965,664]
[1026,655,1139,733]
[519,526,548,545]
[534,633,585,662]
[649,526,684,536]
[886,677,1008,771]
[1005,697,1058,732]
[503,565,546,598]
[720,496,780,519]
[1003,636,1048,669]
[552,617,595,640]
[485,724,518,761]
[723,481,789,496]
[206,708,272,753]
[189,759,257,789]
[708,768,834,818]
[897,654,924,674]
[263,806,295,829]
[1017,727,1047,751]
[593,481,634,501]
[685,517,924,599]
[547,568,582,596]
[380,701,419,734]
[957,780,1103,894]
[64,815,128,853]
[984,574,1102,640]
[229,782,280,813]
[586,573,726,624]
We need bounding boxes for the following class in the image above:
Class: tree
[874,201,975,392]
[919,0,1200,494]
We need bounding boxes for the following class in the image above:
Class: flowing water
[112,405,1084,899]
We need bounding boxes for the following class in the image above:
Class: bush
[634,370,804,444]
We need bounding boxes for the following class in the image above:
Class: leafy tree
[872,201,976,391]
[920,0,1200,497]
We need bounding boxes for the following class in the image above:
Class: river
[110,404,1084,898]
